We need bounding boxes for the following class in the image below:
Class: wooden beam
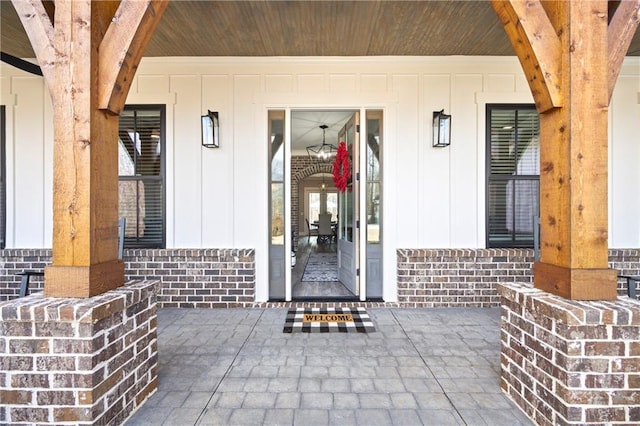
[491,0,562,112]
[13,0,165,297]
[495,0,617,300]
[11,0,55,85]
[608,0,640,101]
[98,0,168,114]
[536,0,615,300]
[534,262,618,300]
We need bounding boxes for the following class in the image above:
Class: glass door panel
[308,192,321,224]
[365,110,383,298]
[269,111,286,299]
[326,192,338,222]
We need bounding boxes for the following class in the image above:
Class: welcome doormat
[283,307,375,333]
[301,253,338,282]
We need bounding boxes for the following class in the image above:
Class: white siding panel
[515,72,530,93]
[297,74,326,92]
[265,74,294,92]
[486,74,516,93]
[361,74,388,93]
[3,56,639,266]
[138,75,170,95]
[451,74,483,247]
[329,74,357,93]
[13,78,46,247]
[43,95,53,248]
[610,75,640,247]
[421,74,452,247]
[392,74,420,247]
[233,75,263,247]
[202,75,234,247]
[170,75,203,247]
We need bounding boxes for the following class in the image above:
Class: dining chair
[306,218,318,242]
[317,213,334,244]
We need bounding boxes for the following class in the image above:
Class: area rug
[301,253,338,282]
[283,307,375,333]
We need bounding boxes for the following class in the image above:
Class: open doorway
[268,109,383,301]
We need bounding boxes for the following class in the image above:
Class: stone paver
[125,308,533,426]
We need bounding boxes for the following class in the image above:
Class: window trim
[119,104,166,249]
[485,103,539,249]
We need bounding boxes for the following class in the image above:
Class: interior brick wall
[499,283,640,425]
[291,155,333,252]
[0,280,158,425]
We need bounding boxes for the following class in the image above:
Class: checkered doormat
[283,307,375,333]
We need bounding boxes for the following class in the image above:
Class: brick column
[499,283,640,425]
[0,280,158,425]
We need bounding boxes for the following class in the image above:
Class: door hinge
[356,220,360,229]
[356,124,360,133]
[356,172,360,181]
[356,268,360,276]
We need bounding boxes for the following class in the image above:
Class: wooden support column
[535,0,616,300]
[12,0,167,297]
[492,0,639,300]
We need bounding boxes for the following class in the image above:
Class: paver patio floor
[125,307,533,426]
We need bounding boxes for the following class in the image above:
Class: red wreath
[332,141,350,192]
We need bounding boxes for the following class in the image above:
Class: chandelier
[306,124,337,162]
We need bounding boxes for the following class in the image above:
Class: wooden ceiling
[3,1,638,59]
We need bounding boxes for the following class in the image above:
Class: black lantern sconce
[432,109,451,147]
[201,110,220,148]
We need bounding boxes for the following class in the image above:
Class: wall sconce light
[432,109,451,147]
[201,110,220,148]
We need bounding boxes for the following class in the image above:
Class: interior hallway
[292,237,355,300]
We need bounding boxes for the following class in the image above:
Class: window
[487,105,539,248]
[366,111,382,244]
[118,105,165,248]
[0,106,5,249]
[307,190,338,225]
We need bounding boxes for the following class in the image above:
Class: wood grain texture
[98,0,168,114]
[533,262,618,300]
[608,0,640,101]
[20,1,161,297]
[491,0,562,112]
[4,1,639,59]
[499,0,617,299]
[44,261,125,298]
[10,0,55,88]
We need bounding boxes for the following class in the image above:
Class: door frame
[271,106,373,302]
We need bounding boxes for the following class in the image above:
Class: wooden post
[492,0,640,300]
[13,0,167,297]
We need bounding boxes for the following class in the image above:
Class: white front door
[337,112,360,296]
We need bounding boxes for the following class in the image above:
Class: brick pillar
[499,283,640,425]
[0,280,158,425]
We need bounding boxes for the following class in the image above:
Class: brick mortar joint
[498,282,640,326]
[0,281,159,321]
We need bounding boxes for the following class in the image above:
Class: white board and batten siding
[1,56,638,302]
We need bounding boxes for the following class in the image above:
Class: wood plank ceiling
[3,1,638,59]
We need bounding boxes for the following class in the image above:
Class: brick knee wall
[397,248,640,307]
[499,283,640,425]
[397,248,535,307]
[125,249,255,308]
[0,249,255,307]
[0,280,158,425]
[1,248,637,305]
